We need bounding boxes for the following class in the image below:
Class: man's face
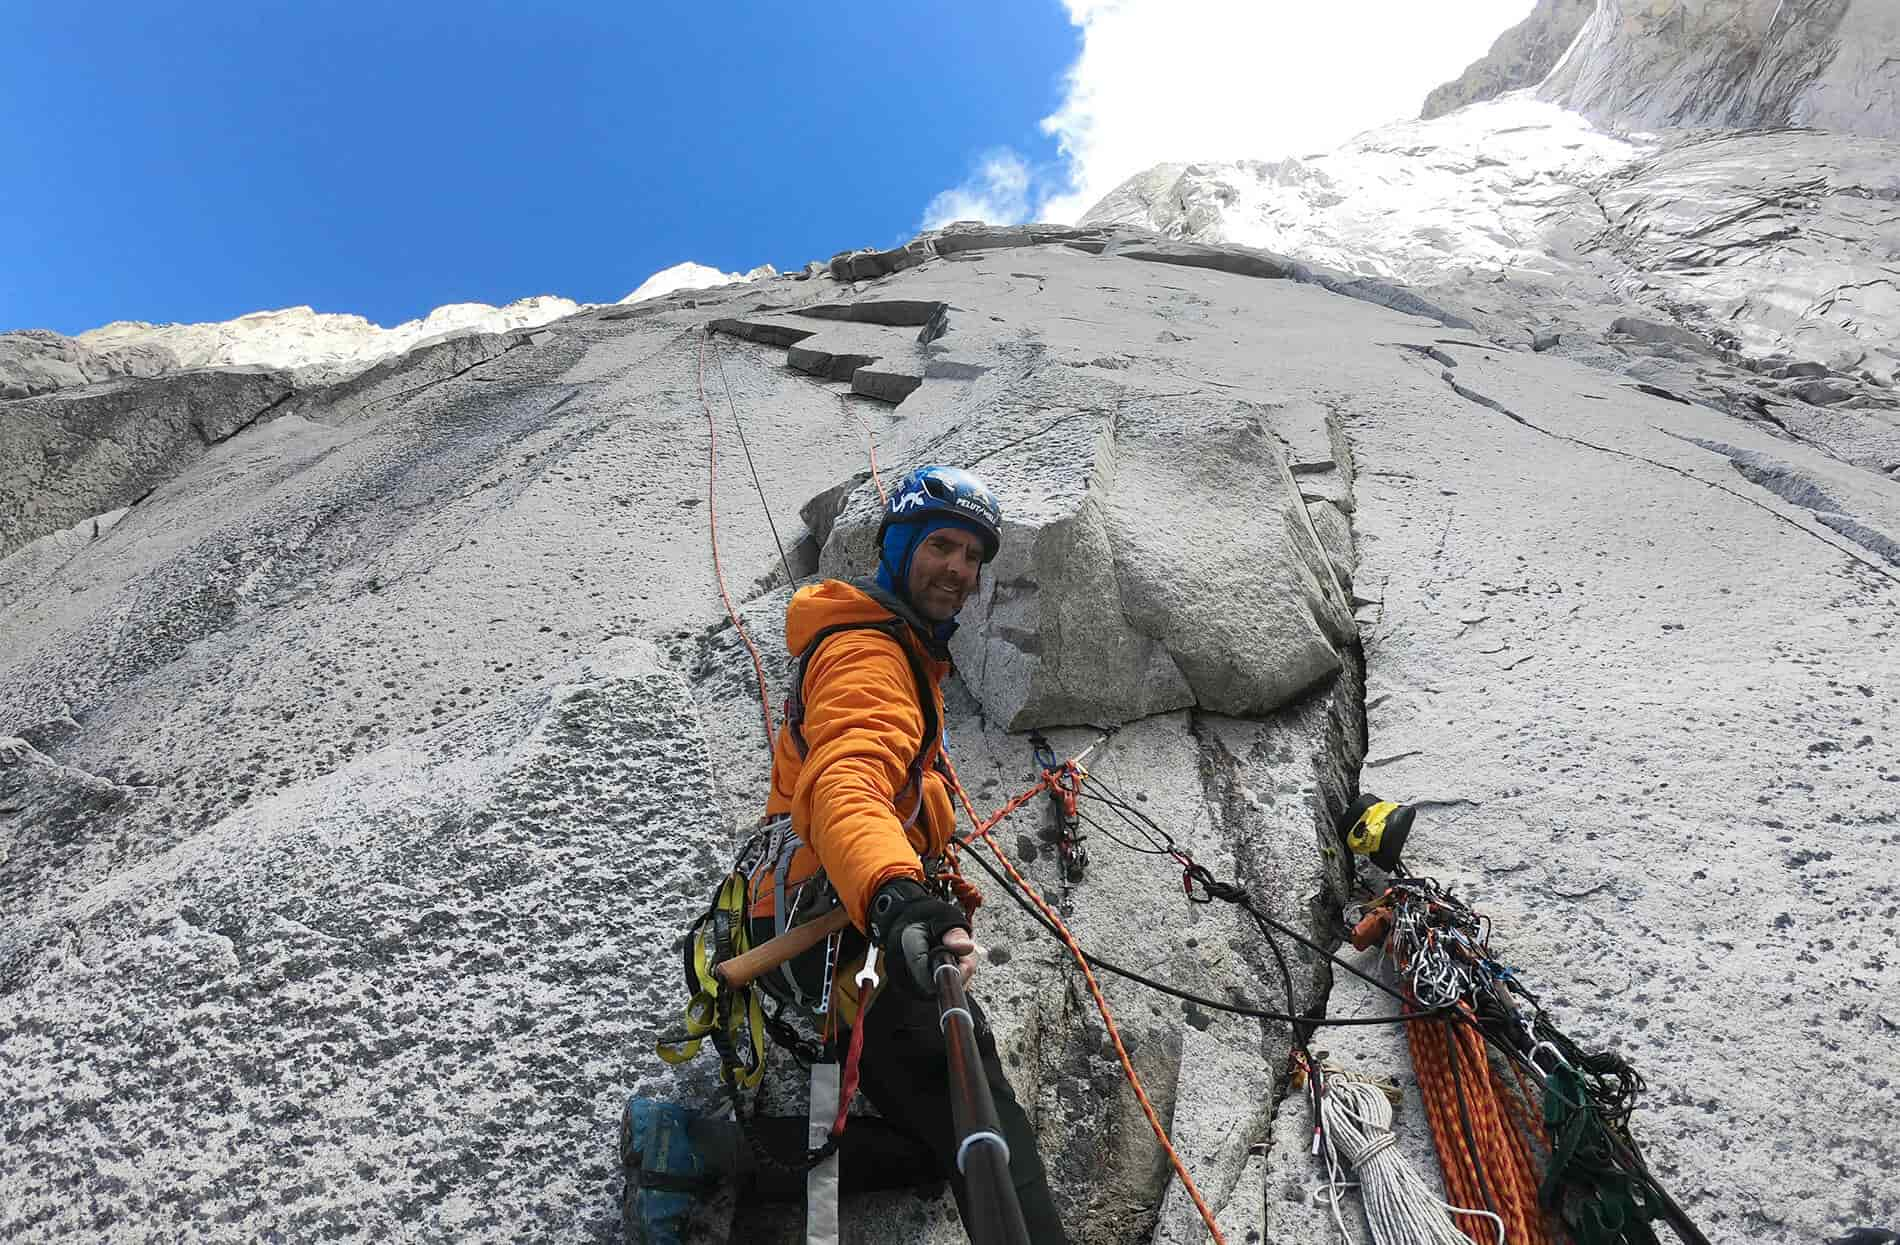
[906,526,985,622]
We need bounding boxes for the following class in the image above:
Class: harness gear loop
[660,588,963,1177]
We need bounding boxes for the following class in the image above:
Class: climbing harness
[656,872,771,1089]
[655,837,854,1176]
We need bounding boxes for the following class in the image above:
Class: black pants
[736,958,1067,1243]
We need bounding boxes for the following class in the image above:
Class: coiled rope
[1308,1061,1504,1245]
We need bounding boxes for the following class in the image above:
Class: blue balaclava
[877,515,986,635]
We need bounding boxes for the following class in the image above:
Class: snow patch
[75,296,584,386]
[1083,94,1650,284]
[618,261,778,305]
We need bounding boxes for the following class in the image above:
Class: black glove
[867,878,970,998]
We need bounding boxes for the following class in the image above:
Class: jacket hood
[784,578,948,660]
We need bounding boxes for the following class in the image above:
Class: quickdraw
[1030,731,1088,886]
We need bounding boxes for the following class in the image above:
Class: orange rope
[698,328,777,752]
[867,428,886,504]
[1407,1012,1553,1245]
[855,407,888,504]
[943,751,1230,1245]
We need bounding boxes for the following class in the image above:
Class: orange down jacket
[763,579,957,932]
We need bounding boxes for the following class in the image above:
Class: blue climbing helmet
[874,466,1003,593]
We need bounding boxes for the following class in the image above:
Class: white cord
[1314,1066,1506,1245]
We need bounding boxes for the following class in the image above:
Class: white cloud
[922,0,1536,227]
[921,149,1035,230]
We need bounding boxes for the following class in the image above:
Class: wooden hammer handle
[713,905,854,989]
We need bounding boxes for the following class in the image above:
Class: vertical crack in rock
[1156,385,1369,1237]
[1177,636,1367,1243]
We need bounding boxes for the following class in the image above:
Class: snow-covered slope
[617,260,778,304]
[2,258,782,398]
[1080,8,1900,471]
[1083,96,1646,285]
[74,296,584,387]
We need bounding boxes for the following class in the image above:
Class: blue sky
[4,1,1077,333]
[4,1,1531,336]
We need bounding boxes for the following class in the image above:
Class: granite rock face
[0,369,294,560]
[1,642,725,1242]
[0,229,1372,1244]
[0,328,181,399]
[1082,94,1900,474]
[2,222,1897,1245]
[1540,0,1900,136]
[1420,0,1596,119]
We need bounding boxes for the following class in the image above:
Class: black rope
[1078,773,1428,1015]
[711,329,797,592]
[956,824,1436,1029]
[951,745,1712,1245]
[1056,773,1710,1245]
[719,1076,841,1176]
[1441,1011,1508,1237]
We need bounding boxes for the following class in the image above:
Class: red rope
[698,328,777,753]
[1404,1006,1553,1244]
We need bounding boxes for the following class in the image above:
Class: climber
[622,465,1068,1244]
